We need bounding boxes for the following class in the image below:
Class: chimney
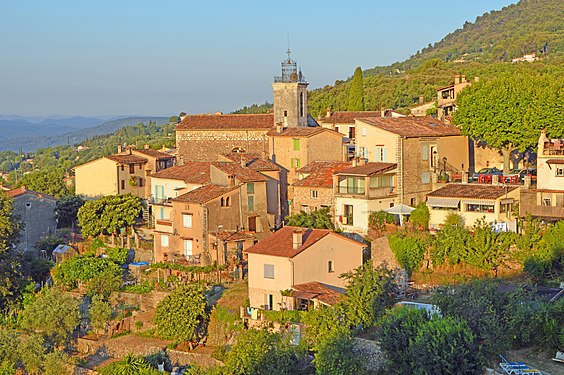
[461,74,466,83]
[419,96,424,105]
[352,157,358,167]
[125,146,132,155]
[454,75,460,84]
[326,107,332,118]
[292,229,303,250]
[144,144,150,149]
[117,145,123,154]
[240,156,246,168]
[358,157,367,166]
[276,123,283,133]
[380,107,386,117]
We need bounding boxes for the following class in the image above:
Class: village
[0,46,561,375]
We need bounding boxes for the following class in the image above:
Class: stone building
[436,74,474,122]
[7,187,57,252]
[354,116,469,206]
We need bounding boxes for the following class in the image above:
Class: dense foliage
[77,194,142,238]
[409,203,430,229]
[388,233,426,278]
[99,354,161,375]
[154,285,207,342]
[347,67,364,111]
[55,195,84,228]
[51,253,122,290]
[232,101,273,114]
[285,208,334,229]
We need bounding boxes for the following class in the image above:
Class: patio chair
[499,355,542,375]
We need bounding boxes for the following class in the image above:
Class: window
[556,167,564,177]
[466,204,495,213]
[161,234,169,248]
[121,180,125,190]
[284,110,287,117]
[138,178,144,187]
[121,165,124,172]
[311,190,318,198]
[182,214,193,228]
[184,240,193,258]
[264,264,274,279]
[361,128,367,137]
[375,146,386,162]
[247,183,255,194]
[301,205,309,213]
[266,294,274,311]
[344,204,354,225]
[299,92,304,117]
[159,207,165,220]
[248,195,254,211]
[542,197,552,206]
[421,171,430,184]
[129,164,135,174]
[293,139,300,151]
[328,260,334,273]
[421,144,429,161]
[291,158,301,168]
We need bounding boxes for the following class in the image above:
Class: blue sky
[0,0,517,117]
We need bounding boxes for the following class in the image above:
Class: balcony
[520,203,564,219]
[148,196,173,206]
[155,219,174,234]
[336,186,395,199]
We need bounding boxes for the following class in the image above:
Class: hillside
[0,116,168,152]
[307,0,564,117]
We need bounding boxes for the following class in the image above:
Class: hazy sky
[0,0,517,117]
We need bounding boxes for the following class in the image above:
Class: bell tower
[272,49,308,128]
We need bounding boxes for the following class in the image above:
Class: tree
[89,294,113,334]
[20,287,81,346]
[347,67,365,111]
[340,263,397,329]
[17,334,45,375]
[409,203,430,229]
[43,351,69,375]
[55,195,84,228]
[302,305,347,349]
[224,329,301,375]
[315,333,363,375]
[0,191,21,254]
[466,219,516,274]
[453,70,564,173]
[430,219,470,266]
[286,208,334,229]
[16,169,71,198]
[388,233,426,278]
[0,329,19,368]
[368,211,395,236]
[0,191,24,312]
[77,194,142,238]
[52,253,122,290]
[154,285,207,342]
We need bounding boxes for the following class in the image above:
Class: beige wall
[248,253,293,310]
[335,196,396,233]
[293,234,365,288]
[291,186,334,216]
[538,157,564,190]
[354,121,398,163]
[75,158,118,198]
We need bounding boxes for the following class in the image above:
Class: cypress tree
[347,67,365,111]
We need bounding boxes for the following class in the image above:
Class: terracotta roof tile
[357,116,461,137]
[320,111,383,124]
[173,184,238,204]
[176,114,274,130]
[246,226,332,258]
[266,127,343,138]
[336,162,397,176]
[105,154,148,164]
[292,282,344,306]
[133,149,175,160]
[150,162,211,184]
[211,162,267,182]
[7,186,56,200]
[211,231,256,242]
[427,183,519,200]
[294,161,351,188]
[221,152,280,171]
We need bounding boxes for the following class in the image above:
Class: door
[248,216,257,232]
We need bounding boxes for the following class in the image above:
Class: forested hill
[237,0,564,117]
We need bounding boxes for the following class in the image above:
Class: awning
[426,197,460,208]
[500,198,514,204]
[293,291,318,300]
[462,199,495,205]
[546,159,564,164]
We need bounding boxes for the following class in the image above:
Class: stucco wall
[75,158,119,198]
[248,253,293,310]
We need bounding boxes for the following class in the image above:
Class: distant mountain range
[0,116,169,152]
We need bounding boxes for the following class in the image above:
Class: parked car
[501,168,537,184]
[471,167,503,182]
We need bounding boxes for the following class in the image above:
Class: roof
[221,152,280,171]
[292,282,344,306]
[212,162,267,182]
[294,161,351,188]
[133,148,175,160]
[335,162,397,176]
[427,183,519,200]
[267,127,343,138]
[320,111,383,124]
[356,116,461,137]
[176,114,274,130]
[246,226,364,258]
[211,231,256,242]
[173,184,238,204]
[6,186,57,200]
[105,154,148,164]
[150,162,211,184]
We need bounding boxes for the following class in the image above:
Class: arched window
[226,197,230,206]
[221,197,225,207]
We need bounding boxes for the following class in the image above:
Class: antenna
[286,35,291,61]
